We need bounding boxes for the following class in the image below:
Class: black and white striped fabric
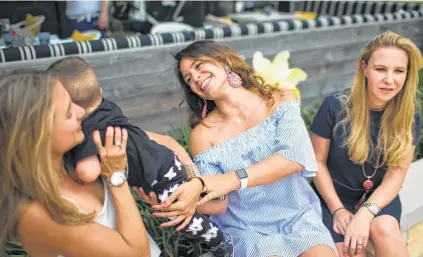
[0,31,192,63]
[295,0,423,17]
[1,7,422,63]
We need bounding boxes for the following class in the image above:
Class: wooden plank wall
[1,19,422,132]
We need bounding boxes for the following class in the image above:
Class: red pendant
[363,179,374,190]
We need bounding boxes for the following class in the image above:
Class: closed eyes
[185,62,203,84]
[375,68,405,73]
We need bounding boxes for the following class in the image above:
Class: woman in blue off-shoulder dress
[168,40,338,257]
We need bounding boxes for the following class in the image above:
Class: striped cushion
[1,7,422,63]
[295,1,423,16]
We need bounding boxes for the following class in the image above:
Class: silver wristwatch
[362,202,381,216]
[109,171,127,187]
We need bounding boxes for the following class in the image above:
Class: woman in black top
[311,31,422,257]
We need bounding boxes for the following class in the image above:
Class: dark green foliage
[301,103,321,134]
[3,241,29,257]
[167,125,192,156]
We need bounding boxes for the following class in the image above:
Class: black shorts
[321,195,402,243]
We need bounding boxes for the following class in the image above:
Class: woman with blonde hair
[0,70,159,256]
[310,31,422,257]
[141,40,337,257]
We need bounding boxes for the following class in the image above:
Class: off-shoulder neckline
[193,100,299,161]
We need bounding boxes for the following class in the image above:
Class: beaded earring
[224,65,242,88]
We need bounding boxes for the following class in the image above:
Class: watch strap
[235,168,248,189]
[362,201,381,216]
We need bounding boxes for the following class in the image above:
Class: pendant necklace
[355,148,384,210]
[361,149,383,190]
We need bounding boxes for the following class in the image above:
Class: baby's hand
[75,155,102,183]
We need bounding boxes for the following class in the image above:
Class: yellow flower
[252,50,307,100]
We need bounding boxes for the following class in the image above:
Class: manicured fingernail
[162,201,168,207]
[152,213,157,217]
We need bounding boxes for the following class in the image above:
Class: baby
[47,56,233,257]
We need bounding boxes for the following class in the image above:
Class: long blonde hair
[337,31,423,167]
[0,70,93,248]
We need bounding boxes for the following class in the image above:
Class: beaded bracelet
[183,162,207,193]
[184,162,200,179]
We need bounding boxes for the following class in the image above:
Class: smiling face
[50,81,86,156]
[179,57,229,100]
[361,46,409,109]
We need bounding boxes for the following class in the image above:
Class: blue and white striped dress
[194,101,337,257]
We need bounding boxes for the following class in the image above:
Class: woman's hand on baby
[93,126,128,178]
[144,179,203,231]
[197,173,238,206]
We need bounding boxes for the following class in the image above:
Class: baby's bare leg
[75,155,102,182]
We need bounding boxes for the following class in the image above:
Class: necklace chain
[361,149,383,179]
[230,99,264,124]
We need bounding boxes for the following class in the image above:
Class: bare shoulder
[18,201,146,257]
[18,202,58,255]
[19,201,50,233]
[189,122,214,157]
[274,88,297,105]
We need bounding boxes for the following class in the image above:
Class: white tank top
[59,178,161,257]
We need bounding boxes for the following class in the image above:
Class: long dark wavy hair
[174,40,278,128]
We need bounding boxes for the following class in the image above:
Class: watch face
[110,172,125,186]
[369,205,379,214]
[236,168,248,179]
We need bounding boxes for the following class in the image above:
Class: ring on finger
[115,141,121,146]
